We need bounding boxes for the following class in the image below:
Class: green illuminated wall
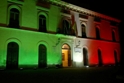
[0,0,66,68]
[21,0,37,29]
[21,0,62,32]
[0,0,7,25]
[0,27,68,68]
[49,5,62,32]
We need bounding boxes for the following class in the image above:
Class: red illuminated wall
[85,39,120,66]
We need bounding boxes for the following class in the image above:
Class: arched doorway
[62,44,71,67]
[114,50,118,65]
[98,49,103,66]
[38,44,47,68]
[83,48,88,66]
[6,42,19,69]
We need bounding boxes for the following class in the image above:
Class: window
[39,15,47,32]
[96,27,100,39]
[62,19,70,35]
[9,8,20,28]
[81,24,86,38]
[112,30,116,41]
[57,18,73,35]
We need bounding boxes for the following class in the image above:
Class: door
[6,42,19,69]
[83,48,88,66]
[38,44,47,68]
[62,44,71,67]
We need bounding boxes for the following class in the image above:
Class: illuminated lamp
[73,54,82,62]
[86,66,89,68]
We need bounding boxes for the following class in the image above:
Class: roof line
[48,0,121,23]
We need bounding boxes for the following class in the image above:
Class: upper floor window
[81,24,86,38]
[8,8,20,28]
[96,27,100,39]
[57,18,73,35]
[112,30,116,41]
[62,19,70,35]
[39,15,47,32]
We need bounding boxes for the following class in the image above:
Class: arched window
[39,15,46,32]
[9,8,20,28]
[112,30,116,41]
[62,19,70,35]
[96,27,100,39]
[83,48,88,66]
[98,49,103,66]
[6,42,19,69]
[81,24,86,38]
[38,44,47,68]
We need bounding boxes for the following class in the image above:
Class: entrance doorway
[38,44,47,68]
[6,42,19,69]
[83,48,88,66]
[62,44,71,67]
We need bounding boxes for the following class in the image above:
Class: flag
[71,12,77,36]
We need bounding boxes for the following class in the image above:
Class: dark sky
[62,0,123,21]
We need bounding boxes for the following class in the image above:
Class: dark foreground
[0,66,124,83]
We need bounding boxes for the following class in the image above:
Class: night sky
[62,0,124,65]
[62,0,123,20]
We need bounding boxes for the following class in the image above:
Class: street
[0,66,124,83]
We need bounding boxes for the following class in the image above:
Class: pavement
[0,66,124,83]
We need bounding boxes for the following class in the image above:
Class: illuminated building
[0,0,121,69]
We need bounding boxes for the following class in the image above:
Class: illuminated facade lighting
[0,0,121,69]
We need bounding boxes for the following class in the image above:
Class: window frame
[38,12,48,32]
[7,5,22,28]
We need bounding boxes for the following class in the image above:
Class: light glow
[86,66,89,68]
[0,0,121,69]
[73,54,82,62]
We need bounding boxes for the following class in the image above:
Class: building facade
[0,0,121,69]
